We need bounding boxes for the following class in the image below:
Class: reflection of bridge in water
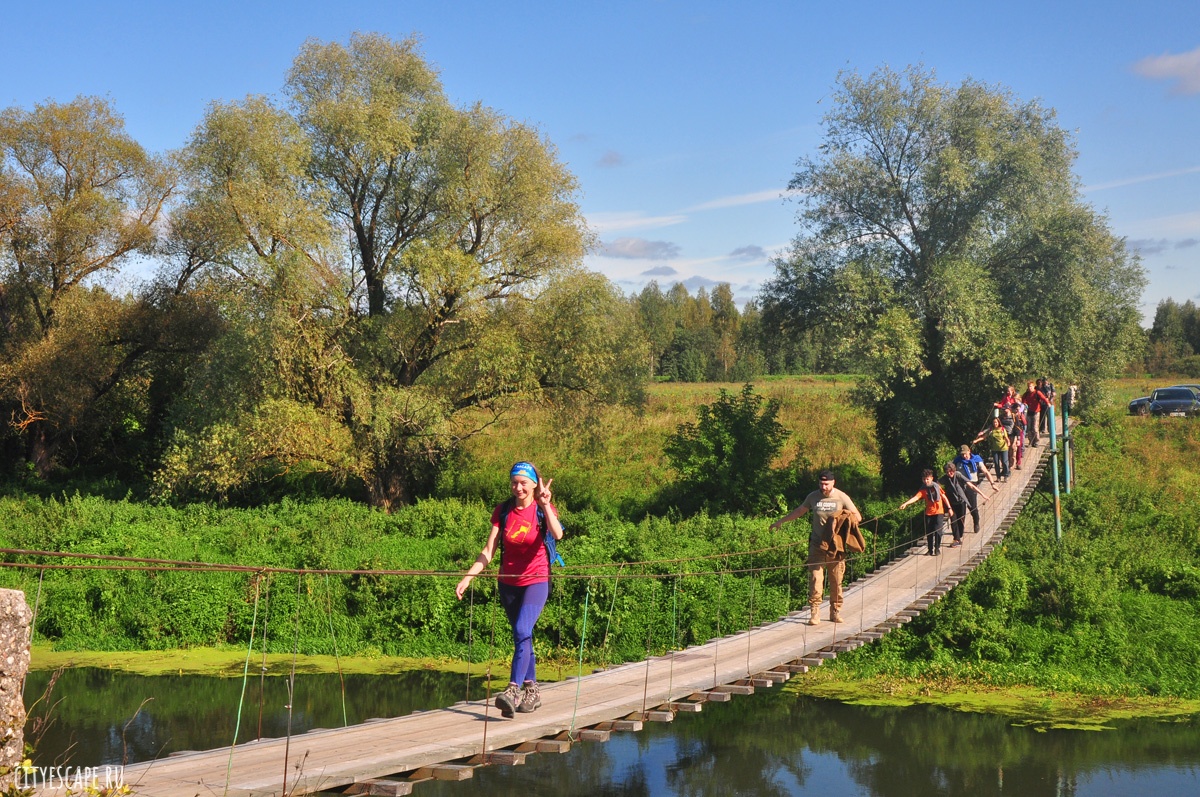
[38,427,1064,797]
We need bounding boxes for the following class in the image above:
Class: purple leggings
[498,580,549,685]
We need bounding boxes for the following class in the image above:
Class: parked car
[1128,386,1200,417]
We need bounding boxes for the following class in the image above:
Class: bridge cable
[323,574,348,727]
[224,572,262,797]
[281,574,303,797]
[256,574,272,741]
[567,577,593,740]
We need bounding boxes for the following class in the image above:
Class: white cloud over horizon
[1134,46,1200,94]
[1084,165,1200,192]
[598,237,682,260]
[587,211,688,233]
[684,187,800,212]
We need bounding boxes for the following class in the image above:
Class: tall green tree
[0,97,182,474]
[158,34,641,509]
[762,66,1145,489]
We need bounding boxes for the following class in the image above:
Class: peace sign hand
[535,476,554,508]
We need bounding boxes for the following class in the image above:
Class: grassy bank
[793,401,1200,705]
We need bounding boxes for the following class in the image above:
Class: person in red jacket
[1022,380,1051,447]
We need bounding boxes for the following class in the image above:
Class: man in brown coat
[770,470,863,625]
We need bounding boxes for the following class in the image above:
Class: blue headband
[510,461,538,483]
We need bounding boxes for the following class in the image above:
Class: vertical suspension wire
[712,568,724,690]
[465,580,476,703]
[568,577,593,738]
[640,566,654,716]
[323,574,348,727]
[256,574,272,741]
[281,573,303,797]
[598,564,625,669]
[224,573,262,797]
[746,548,757,677]
[480,582,497,759]
[666,573,679,709]
[28,569,44,644]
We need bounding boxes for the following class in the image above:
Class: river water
[23,669,1200,796]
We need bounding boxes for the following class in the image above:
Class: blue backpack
[497,500,565,568]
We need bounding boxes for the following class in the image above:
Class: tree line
[2,39,1148,506]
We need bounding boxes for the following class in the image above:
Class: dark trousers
[948,499,967,542]
[924,513,945,553]
[964,488,981,533]
[499,580,549,685]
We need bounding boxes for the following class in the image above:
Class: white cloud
[598,237,681,260]
[641,266,678,276]
[685,187,801,212]
[1084,165,1200,192]
[587,211,688,233]
[1134,46,1200,94]
[729,245,767,261]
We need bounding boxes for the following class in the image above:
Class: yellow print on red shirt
[506,520,533,543]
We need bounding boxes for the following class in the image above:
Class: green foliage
[763,65,1146,489]
[825,414,1200,698]
[664,385,787,514]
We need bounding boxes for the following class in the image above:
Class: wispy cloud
[1085,165,1200,192]
[685,187,801,212]
[729,245,767,261]
[1134,46,1200,94]
[1128,237,1200,256]
[587,211,688,234]
[598,237,681,260]
[597,150,624,168]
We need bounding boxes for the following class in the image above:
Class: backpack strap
[496,498,564,568]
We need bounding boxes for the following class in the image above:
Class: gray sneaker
[516,681,541,713]
[495,683,522,718]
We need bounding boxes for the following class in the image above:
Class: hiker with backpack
[899,469,954,556]
[455,461,563,718]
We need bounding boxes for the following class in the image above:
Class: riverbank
[789,671,1200,730]
[27,643,591,683]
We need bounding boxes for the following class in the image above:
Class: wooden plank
[757,670,789,683]
[408,764,474,782]
[691,690,732,702]
[644,710,675,722]
[665,702,703,713]
[466,751,526,766]
[574,729,612,742]
[344,779,414,796]
[515,739,571,754]
[712,683,755,695]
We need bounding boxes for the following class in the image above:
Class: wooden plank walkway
[49,429,1061,797]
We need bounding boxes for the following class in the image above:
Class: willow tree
[0,97,181,474]
[762,66,1144,489]
[159,33,643,509]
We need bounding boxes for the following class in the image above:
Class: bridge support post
[0,589,32,793]
[1048,406,1062,542]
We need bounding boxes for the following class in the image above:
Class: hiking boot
[495,683,522,718]
[829,609,843,623]
[516,681,541,713]
[807,612,821,626]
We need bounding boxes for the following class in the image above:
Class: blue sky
[4,1,1198,323]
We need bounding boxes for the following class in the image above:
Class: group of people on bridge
[455,379,1061,716]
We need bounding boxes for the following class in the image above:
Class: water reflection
[23,668,489,767]
[24,670,1200,796]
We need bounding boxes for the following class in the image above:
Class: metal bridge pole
[1048,405,1062,542]
[1062,402,1072,495]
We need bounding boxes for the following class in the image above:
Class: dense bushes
[831,411,1200,697]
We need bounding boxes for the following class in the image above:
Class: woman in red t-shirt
[456,461,563,718]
